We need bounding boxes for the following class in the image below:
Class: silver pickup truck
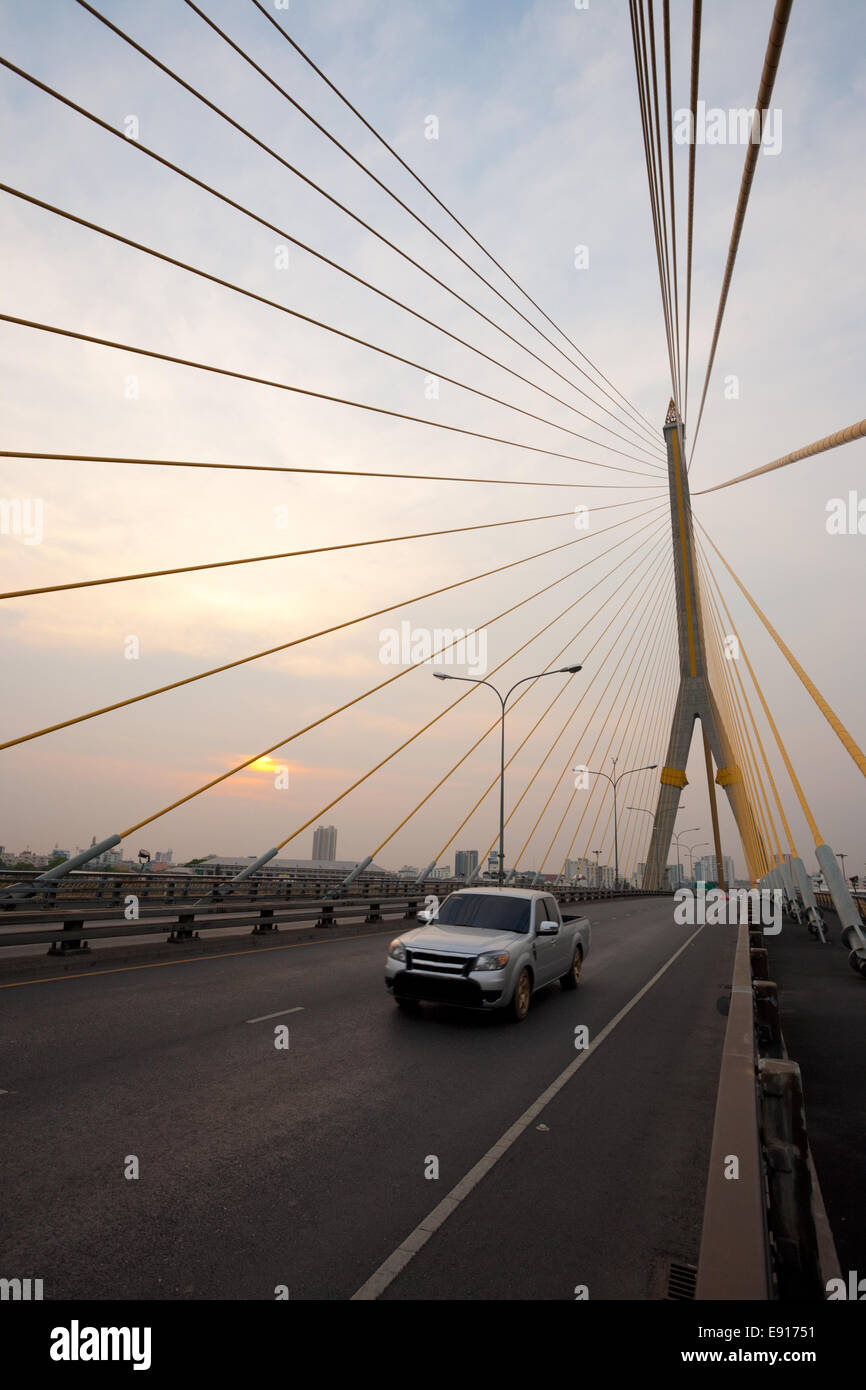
[385,887,591,1022]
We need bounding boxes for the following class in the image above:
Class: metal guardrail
[815,890,866,924]
[0,885,670,954]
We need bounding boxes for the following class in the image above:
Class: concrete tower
[644,401,766,889]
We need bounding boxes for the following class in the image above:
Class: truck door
[545,895,572,974]
[533,896,564,985]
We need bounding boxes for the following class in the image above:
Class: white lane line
[246,1006,304,1024]
[351,925,704,1300]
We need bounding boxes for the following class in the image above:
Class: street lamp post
[575,759,658,888]
[838,852,848,885]
[593,848,601,888]
[626,804,688,886]
[671,828,701,888]
[687,842,709,882]
[435,664,582,887]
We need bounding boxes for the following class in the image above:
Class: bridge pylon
[644,400,766,890]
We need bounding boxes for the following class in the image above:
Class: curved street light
[574,759,658,888]
[631,811,692,884]
[671,828,702,887]
[686,841,710,881]
[435,664,582,887]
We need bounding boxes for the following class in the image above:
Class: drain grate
[665,1260,698,1300]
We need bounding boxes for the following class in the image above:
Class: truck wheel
[510,968,532,1022]
[561,946,583,990]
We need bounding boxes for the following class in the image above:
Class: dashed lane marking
[246,1006,305,1024]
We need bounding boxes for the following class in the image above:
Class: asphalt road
[0,897,735,1300]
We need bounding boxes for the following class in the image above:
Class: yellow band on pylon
[660,766,688,787]
[715,765,741,787]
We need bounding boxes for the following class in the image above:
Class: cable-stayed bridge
[1,0,864,1310]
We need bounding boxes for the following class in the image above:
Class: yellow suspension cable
[698,520,866,779]
[436,539,674,866]
[366,522,670,861]
[1,506,667,753]
[472,550,675,876]
[509,562,674,872]
[697,539,822,846]
[555,593,676,875]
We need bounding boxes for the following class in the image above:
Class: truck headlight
[388,939,407,961]
[474,951,509,971]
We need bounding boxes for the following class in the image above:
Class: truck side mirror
[537,920,559,935]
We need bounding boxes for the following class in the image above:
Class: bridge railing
[0,884,670,955]
[815,889,866,923]
[697,912,830,1301]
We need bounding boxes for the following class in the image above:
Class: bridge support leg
[814,844,866,974]
[789,855,826,939]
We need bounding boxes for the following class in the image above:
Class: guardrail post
[404,899,418,920]
[168,912,198,943]
[47,917,89,955]
[750,945,769,981]
[315,902,335,929]
[757,1058,823,1300]
[252,906,277,935]
[754,980,783,1059]
[365,900,382,924]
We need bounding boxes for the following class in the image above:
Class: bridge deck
[1,897,733,1301]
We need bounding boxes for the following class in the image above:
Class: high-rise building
[455,849,479,879]
[312,825,337,861]
[666,860,684,886]
[155,849,173,864]
[693,852,736,886]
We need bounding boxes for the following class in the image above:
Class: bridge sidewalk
[764,913,866,1278]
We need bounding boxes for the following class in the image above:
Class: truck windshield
[436,894,531,933]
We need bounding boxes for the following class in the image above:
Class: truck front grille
[406,949,474,976]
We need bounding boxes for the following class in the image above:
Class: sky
[1,0,864,881]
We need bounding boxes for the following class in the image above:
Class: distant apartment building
[430,865,451,880]
[665,864,683,890]
[694,853,735,885]
[598,864,615,889]
[455,849,479,879]
[312,825,337,861]
[631,861,646,888]
[397,865,418,878]
[154,849,173,864]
